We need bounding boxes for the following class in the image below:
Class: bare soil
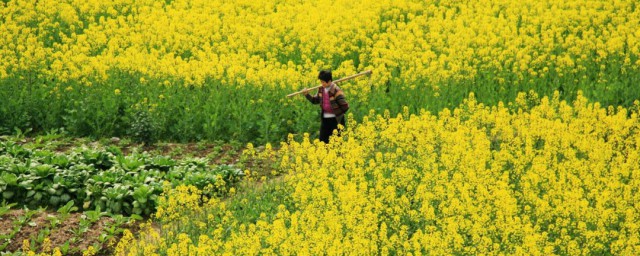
[2,210,139,255]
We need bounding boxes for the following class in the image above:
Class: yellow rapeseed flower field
[119,92,640,255]
[1,0,638,88]
[1,0,639,142]
[2,0,640,253]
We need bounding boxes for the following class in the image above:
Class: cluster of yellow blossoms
[1,0,638,94]
[117,92,639,255]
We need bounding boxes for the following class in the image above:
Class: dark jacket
[305,84,349,121]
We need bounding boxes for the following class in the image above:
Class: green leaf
[60,193,71,203]
[2,191,13,199]
[49,196,60,206]
[0,173,18,186]
[111,202,122,213]
[58,200,78,214]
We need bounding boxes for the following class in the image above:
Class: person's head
[318,70,332,88]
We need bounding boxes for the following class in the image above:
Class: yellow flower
[83,246,97,256]
[52,247,63,256]
[22,239,30,253]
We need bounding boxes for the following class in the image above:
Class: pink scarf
[321,84,334,114]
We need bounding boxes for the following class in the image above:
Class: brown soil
[47,214,82,251]
[2,210,138,255]
[0,209,24,237]
[6,211,48,252]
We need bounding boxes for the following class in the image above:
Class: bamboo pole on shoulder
[286,70,372,97]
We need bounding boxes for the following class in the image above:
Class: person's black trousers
[319,117,346,143]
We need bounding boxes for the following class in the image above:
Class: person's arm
[303,88,321,104]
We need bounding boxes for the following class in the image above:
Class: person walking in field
[301,70,349,144]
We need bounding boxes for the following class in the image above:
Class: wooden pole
[286,70,372,97]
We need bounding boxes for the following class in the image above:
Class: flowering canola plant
[119,92,640,255]
[1,0,638,88]
[1,0,639,142]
